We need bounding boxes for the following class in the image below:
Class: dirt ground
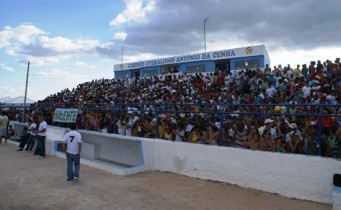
[0,142,331,210]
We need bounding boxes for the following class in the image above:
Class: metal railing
[2,102,341,158]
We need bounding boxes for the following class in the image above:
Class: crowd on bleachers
[3,58,341,158]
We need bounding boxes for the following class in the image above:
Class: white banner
[54,108,78,123]
[114,45,266,71]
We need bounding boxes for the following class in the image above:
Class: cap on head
[264,119,274,124]
[289,123,297,129]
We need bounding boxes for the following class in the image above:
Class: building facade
[113,45,270,80]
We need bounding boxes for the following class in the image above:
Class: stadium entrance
[114,45,269,80]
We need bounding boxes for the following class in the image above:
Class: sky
[0,0,341,101]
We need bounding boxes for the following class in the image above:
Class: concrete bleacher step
[54,151,146,176]
[94,158,134,168]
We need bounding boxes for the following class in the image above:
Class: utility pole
[121,41,124,65]
[23,61,30,123]
[204,16,209,52]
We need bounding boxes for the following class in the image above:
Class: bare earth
[0,142,331,210]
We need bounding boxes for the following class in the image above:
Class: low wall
[10,122,340,204]
[153,140,341,204]
[12,122,27,141]
[78,130,146,167]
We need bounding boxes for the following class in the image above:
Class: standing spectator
[259,119,278,140]
[0,111,9,145]
[61,124,82,182]
[246,126,261,150]
[285,123,303,153]
[301,64,308,80]
[233,120,249,149]
[325,126,339,158]
[34,115,47,159]
[125,116,133,136]
[260,130,274,151]
[25,117,37,152]
[174,122,185,142]
[301,81,312,98]
[207,124,219,145]
[6,124,15,141]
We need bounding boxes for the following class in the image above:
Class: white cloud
[74,61,96,68]
[109,0,156,26]
[0,86,24,98]
[39,36,100,53]
[27,55,73,66]
[74,61,88,67]
[0,24,115,65]
[0,64,15,72]
[113,32,127,41]
[0,24,45,48]
[269,46,341,67]
[34,69,89,83]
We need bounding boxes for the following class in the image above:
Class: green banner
[54,108,78,123]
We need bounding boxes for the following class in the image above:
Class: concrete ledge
[333,187,341,210]
[54,151,148,176]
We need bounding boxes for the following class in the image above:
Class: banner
[54,108,78,123]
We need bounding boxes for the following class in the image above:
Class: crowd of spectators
[3,58,341,158]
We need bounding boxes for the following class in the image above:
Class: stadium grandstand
[1,47,341,158]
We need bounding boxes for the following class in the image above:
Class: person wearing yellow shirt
[293,64,301,77]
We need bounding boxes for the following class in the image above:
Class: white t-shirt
[302,86,311,98]
[125,119,133,136]
[117,120,126,135]
[38,121,47,136]
[63,130,82,155]
[29,123,37,136]
[175,129,185,142]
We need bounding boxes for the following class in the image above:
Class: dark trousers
[19,133,30,149]
[66,153,80,180]
[34,136,46,157]
[25,135,36,151]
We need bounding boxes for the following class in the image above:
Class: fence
[2,102,341,158]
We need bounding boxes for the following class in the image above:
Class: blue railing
[2,102,341,157]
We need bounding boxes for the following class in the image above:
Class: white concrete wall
[152,140,341,204]
[13,123,339,204]
[79,130,145,167]
[333,187,341,210]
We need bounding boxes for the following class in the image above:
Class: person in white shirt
[301,82,312,98]
[33,115,47,158]
[61,124,82,182]
[25,117,37,152]
[117,116,126,135]
[0,111,9,145]
[265,85,277,99]
[125,116,133,136]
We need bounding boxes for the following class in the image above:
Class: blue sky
[1,0,341,101]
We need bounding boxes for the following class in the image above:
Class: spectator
[0,111,9,144]
[33,115,47,159]
[25,117,37,152]
[260,130,274,151]
[6,124,15,141]
[16,126,30,151]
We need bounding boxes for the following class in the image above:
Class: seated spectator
[285,123,303,153]
[260,130,274,151]
[272,138,286,153]
[325,126,339,158]
[207,124,219,145]
[187,127,201,143]
[233,120,249,149]
[16,127,30,151]
[6,124,15,140]
[246,126,261,150]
